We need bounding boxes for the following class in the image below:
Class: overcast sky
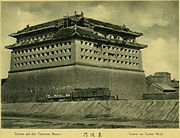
[1,1,179,79]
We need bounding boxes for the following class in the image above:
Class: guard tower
[2,12,148,102]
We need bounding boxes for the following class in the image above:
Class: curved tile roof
[9,14,142,38]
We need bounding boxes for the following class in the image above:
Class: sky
[1,1,179,79]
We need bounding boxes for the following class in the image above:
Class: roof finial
[75,11,77,16]
[81,11,84,17]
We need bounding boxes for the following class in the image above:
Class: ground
[1,112,178,129]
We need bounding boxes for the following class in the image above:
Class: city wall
[2,65,147,102]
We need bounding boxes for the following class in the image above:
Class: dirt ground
[1,112,179,129]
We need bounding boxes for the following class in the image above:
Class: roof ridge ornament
[26,24,30,28]
[74,11,84,17]
[81,11,84,17]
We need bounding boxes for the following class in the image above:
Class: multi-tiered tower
[2,12,148,102]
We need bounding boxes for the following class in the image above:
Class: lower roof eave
[5,35,147,50]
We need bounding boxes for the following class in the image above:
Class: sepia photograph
[0,0,179,131]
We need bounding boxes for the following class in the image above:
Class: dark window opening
[51,58,54,62]
[108,53,115,56]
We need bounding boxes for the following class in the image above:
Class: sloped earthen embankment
[2,100,179,122]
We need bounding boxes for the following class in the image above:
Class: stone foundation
[2,64,147,102]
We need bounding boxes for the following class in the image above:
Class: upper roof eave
[85,17,143,37]
[9,25,57,38]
